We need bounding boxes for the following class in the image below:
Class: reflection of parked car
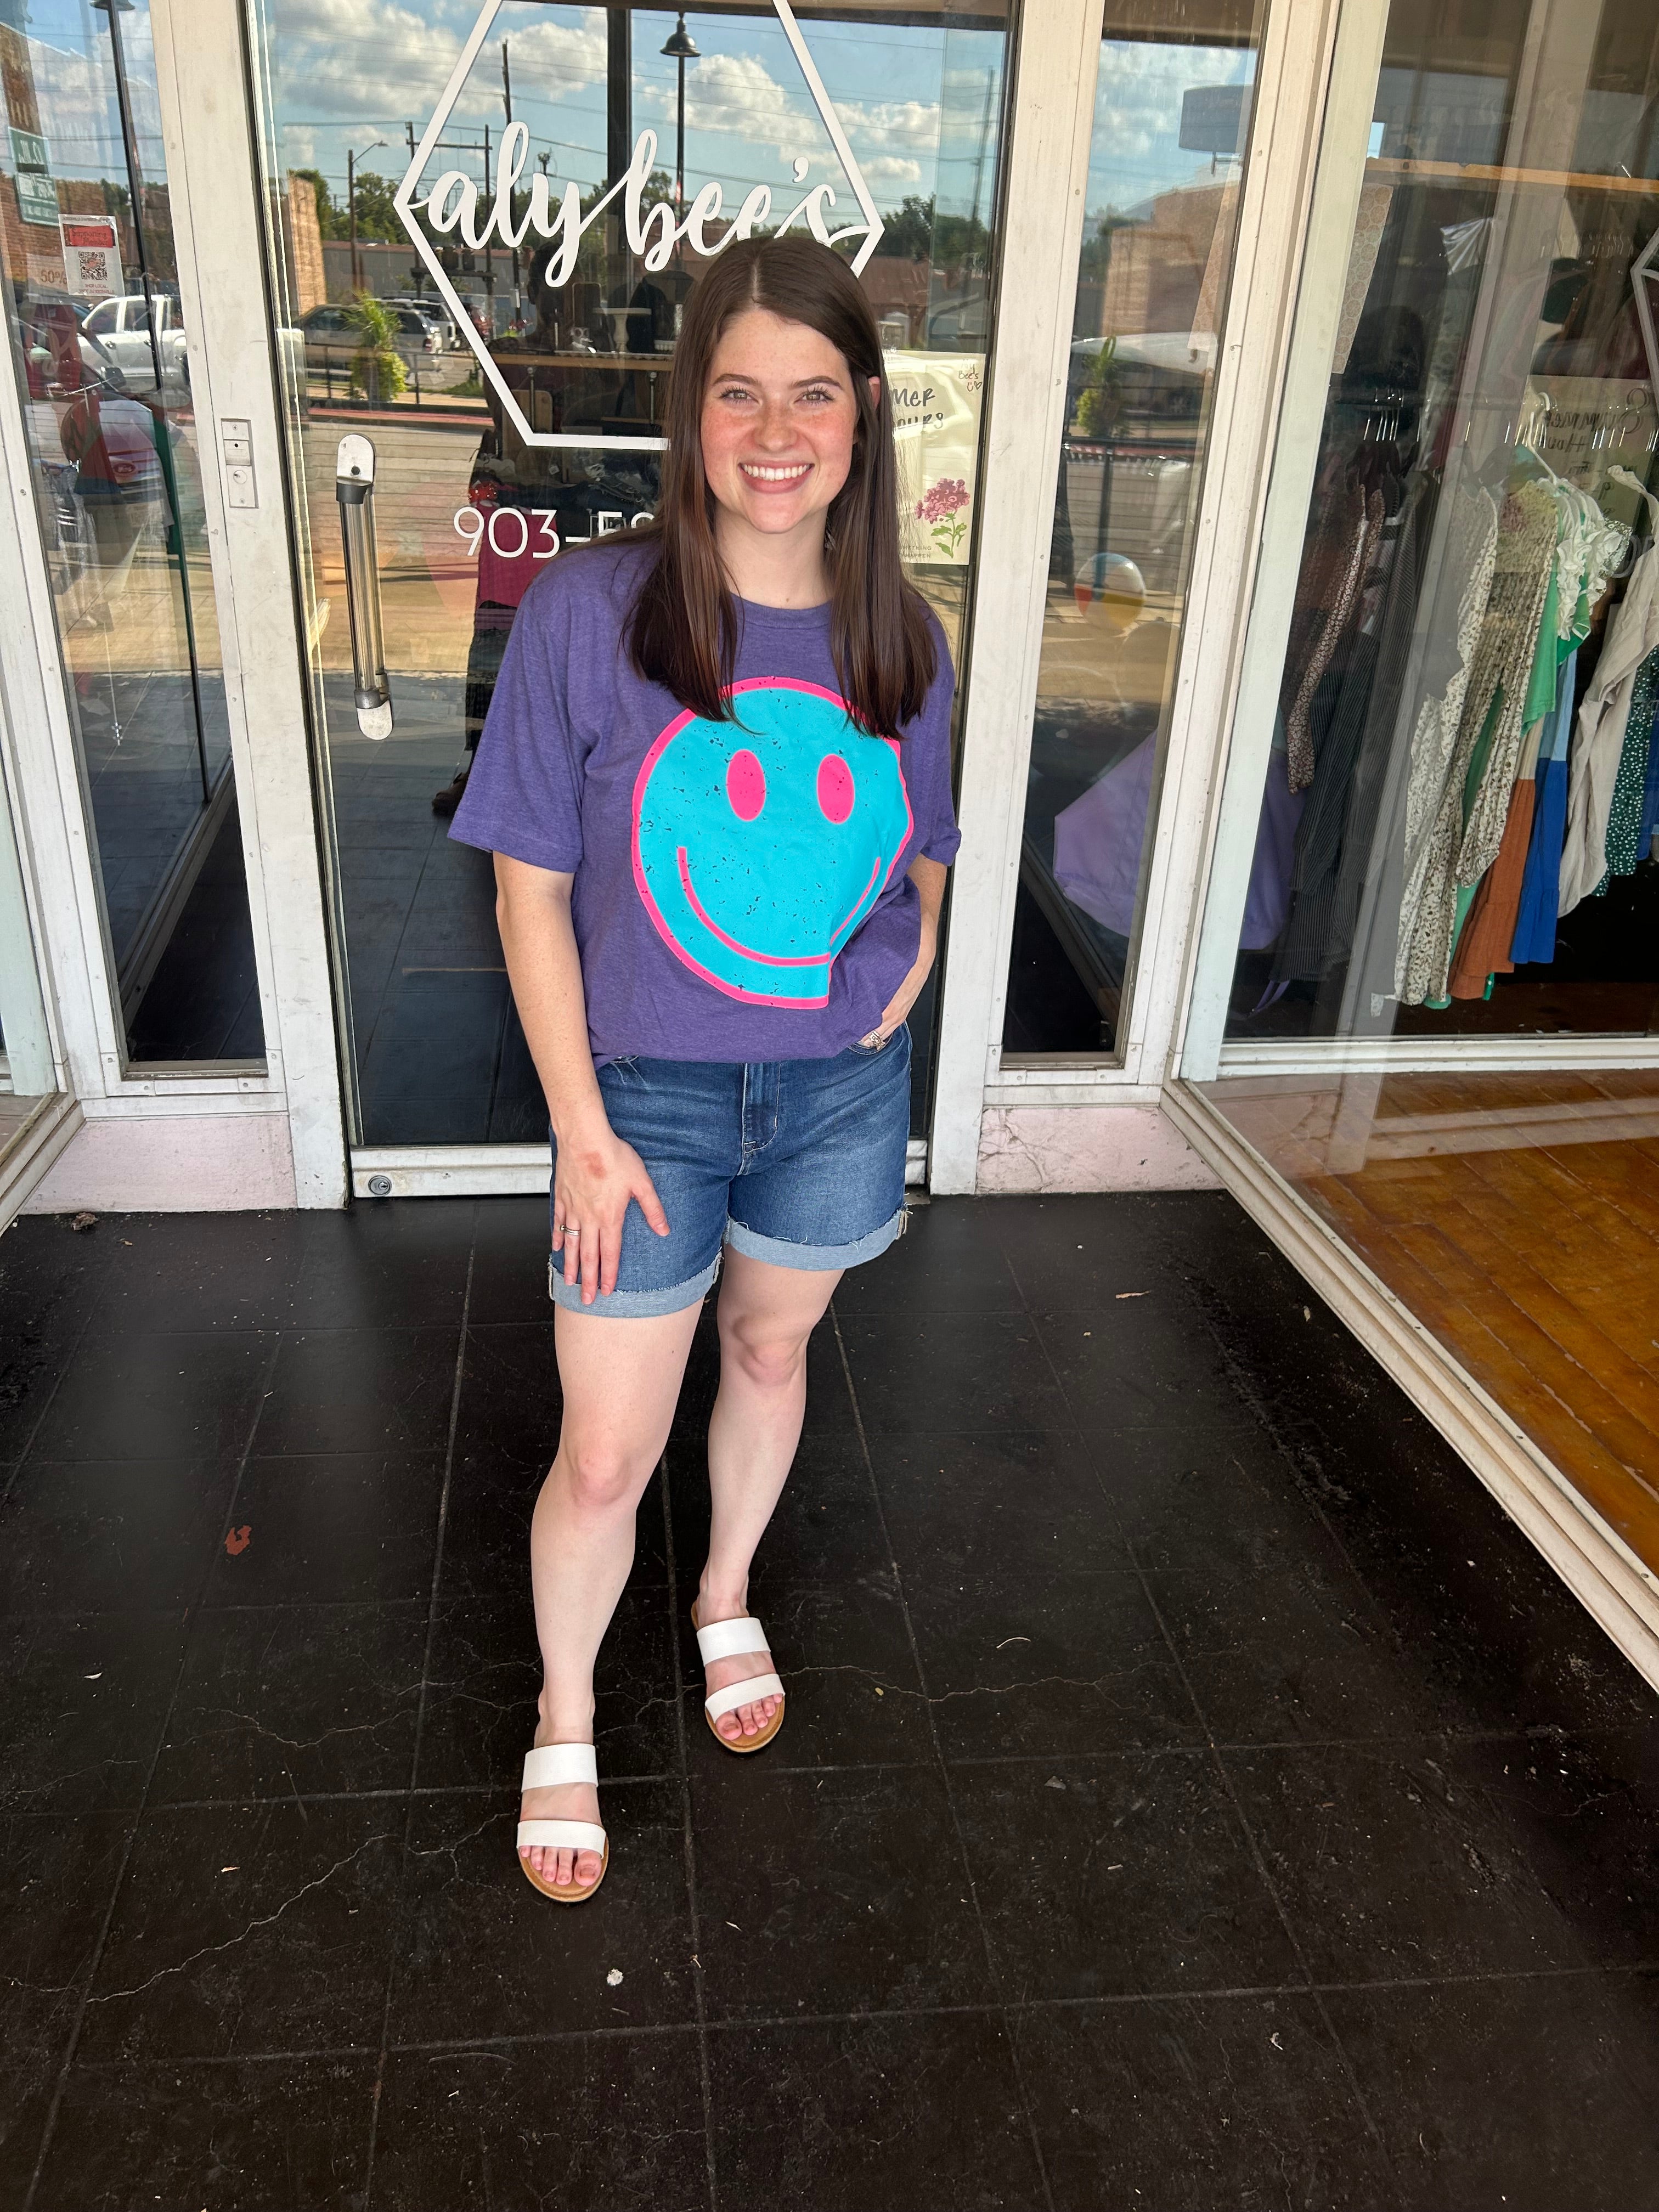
[81,293,190,392]
[22,302,127,398]
[59,382,165,505]
[384,296,458,349]
[925,284,991,347]
[298,302,444,369]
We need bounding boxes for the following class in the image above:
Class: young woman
[449,236,960,1903]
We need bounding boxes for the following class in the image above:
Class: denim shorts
[548,1029,912,1317]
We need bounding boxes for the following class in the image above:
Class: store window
[1194,0,1659,1561]
[0,0,265,1066]
[250,0,1006,1149]
[1000,0,1264,1056]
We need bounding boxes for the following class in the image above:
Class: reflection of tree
[1076,207,1133,286]
[1074,337,1121,438]
[881,194,991,273]
[295,165,403,242]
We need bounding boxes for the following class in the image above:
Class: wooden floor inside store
[1203,1070,1659,1566]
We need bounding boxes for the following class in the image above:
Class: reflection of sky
[253,0,1004,233]
[11,3,1254,255]
[8,0,165,188]
[1084,40,1256,224]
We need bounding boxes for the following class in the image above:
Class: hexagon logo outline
[393,0,885,453]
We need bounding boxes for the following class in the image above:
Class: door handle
[335,433,393,738]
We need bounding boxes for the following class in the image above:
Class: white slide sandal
[692,1603,786,1754]
[517,1743,609,1903]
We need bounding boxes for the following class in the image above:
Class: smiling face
[631,680,913,1006]
[699,308,879,570]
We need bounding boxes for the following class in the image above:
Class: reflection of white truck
[81,294,189,392]
[77,294,307,413]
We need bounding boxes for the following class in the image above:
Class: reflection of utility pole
[606,6,631,316]
[347,137,386,294]
[502,41,520,318]
[404,121,421,296]
[482,121,493,329]
[967,62,995,273]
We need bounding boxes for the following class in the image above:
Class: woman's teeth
[741,462,811,482]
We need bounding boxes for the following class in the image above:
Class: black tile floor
[2,1192,1659,2210]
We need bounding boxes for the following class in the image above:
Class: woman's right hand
[552,1114,670,1305]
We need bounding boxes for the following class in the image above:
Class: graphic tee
[449,537,961,1063]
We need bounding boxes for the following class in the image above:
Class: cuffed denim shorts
[548,1029,912,1317]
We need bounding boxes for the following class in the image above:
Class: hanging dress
[1394,483,1499,991]
[1396,478,1558,1005]
[1558,534,1659,912]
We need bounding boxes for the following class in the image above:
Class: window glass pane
[251,0,1008,1146]
[0,1,265,1066]
[1216,0,1659,1046]
[999,0,1265,1056]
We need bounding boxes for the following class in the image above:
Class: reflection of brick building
[861,255,932,343]
[1075,178,1238,340]
[2,170,174,300]
[285,172,325,314]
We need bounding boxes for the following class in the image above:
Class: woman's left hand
[860,859,946,1047]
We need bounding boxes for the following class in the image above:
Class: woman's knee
[719,1310,810,1392]
[554,1432,656,1513]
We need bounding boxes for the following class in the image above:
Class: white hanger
[1605,461,1659,536]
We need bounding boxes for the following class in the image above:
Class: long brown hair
[625,236,936,739]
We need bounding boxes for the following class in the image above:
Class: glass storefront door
[246,0,1009,1158]
[999,0,1265,1057]
[1,0,266,1069]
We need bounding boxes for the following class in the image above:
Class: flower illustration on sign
[916,477,970,556]
[395,0,885,455]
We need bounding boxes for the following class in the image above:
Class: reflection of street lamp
[348,138,388,294]
[659,14,699,211]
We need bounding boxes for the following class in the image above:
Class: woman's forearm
[494,855,608,1147]
[909,855,946,944]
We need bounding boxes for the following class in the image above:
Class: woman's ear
[867,375,882,411]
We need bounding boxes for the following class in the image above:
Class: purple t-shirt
[449,538,961,1064]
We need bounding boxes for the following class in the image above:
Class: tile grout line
[1169,1271,1607,2148]
[57,1950,1646,2075]
[1,1250,116,1506]
[1180,1280,1424,1665]
[1014,1274,1396,2165]
[22,1327,286,2212]
[362,1231,477,2209]
[63,1711,1628,1816]
[659,1445,721,2212]
[1131,1563,1393,2163]
[831,1303,1058,2212]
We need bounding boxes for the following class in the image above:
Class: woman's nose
[752,400,797,450]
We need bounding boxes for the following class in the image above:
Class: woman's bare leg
[697,1247,842,1742]
[522,1297,702,1890]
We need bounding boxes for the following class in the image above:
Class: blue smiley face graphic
[630,679,913,1005]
